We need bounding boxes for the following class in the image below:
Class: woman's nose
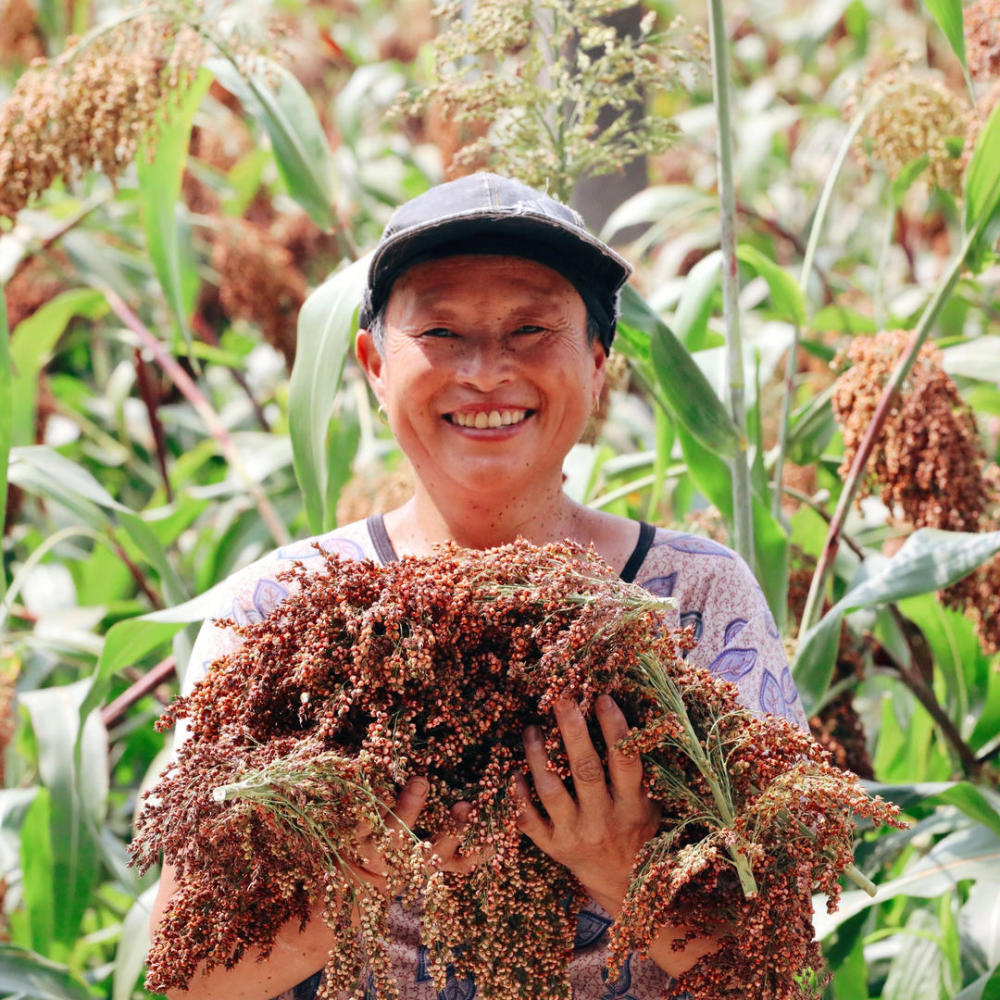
[454,337,514,388]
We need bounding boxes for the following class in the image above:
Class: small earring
[377,404,388,424]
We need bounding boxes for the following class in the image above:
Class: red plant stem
[102,287,290,547]
[134,348,174,503]
[115,539,164,609]
[192,313,272,433]
[799,333,917,632]
[101,655,177,727]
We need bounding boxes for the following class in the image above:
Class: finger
[512,772,553,850]
[596,695,645,807]
[387,775,429,832]
[431,802,483,874]
[553,699,612,814]
[523,725,577,827]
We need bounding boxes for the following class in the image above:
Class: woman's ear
[355,328,385,404]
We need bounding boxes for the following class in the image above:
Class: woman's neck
[384,480,592,556]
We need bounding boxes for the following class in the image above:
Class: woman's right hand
[348,776,481,892]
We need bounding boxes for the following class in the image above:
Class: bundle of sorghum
[131,541,902,1000]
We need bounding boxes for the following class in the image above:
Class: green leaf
[0,289,10,605]
[19,681,107,948]
[289,256,369,533]
[17,790,53,954]
[960,882,1000,972]
[210,56,335,228]
[112,885,157,1000]
[794,528,1000,712]
[672,251,721,350]
[0,944,95,1000]
[953,966,1000,1000]
[891,154,930,205]
[882,909,952,1000]
[137,70,212,348]
[736,244,805,327]
[942,336,1000,383]
[81,579,232,721]
[9,290,107,447]
[921,0,969,81]
[814,824,1000,936]
[620,285,743,459]
[865,781,1000,840]
[965,101,1000,234]
[117,510,188,607]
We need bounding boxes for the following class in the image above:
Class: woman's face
[356,254,606,502]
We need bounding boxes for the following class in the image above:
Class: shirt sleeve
[635,530,809,730]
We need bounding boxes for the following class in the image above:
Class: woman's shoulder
[205,517,378,627]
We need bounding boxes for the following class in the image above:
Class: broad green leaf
[117,511,188,607]
[210,56,335,228]
[137,70,212,348]
[736,244,806,327]
[324,404,361,528]
[921,0,969,82]
[965,101,1000,234]
[80,579,232,721]
[0,787,38,875]
[17,790,53,954]
[864,781,1000,840]
[0,290,10,605]
[814,824,1000,936]
[8,446,124,514]
[960,881,1000,970]
[9,289,107,447]
[942,336,1000,383]
[954,966,1000,1000]
[112,885,158,1000]
[794,528,1000,712]
[752,494,789,632]
[0,944,94,1000]
[620,285,742,459]
[20,680,107,948]
[786,386,836,467]
[882,909,954,1000]
[289,256,369,533]
[671,251,721,350]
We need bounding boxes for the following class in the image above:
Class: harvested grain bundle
[131,540,903,1000]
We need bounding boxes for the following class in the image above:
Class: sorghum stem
[102,287,291,548]
[706,0,753,567]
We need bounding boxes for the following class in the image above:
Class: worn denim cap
[359,172,633,352]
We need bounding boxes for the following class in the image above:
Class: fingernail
[597,694,614,711]
[524,725,542,745]
[409,776,428,793]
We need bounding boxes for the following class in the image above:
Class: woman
[151,172,808,1000]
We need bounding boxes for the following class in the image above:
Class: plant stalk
[102,287,291,547]
[706,0,753,566]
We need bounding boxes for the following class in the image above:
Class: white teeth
[452,409,528,428]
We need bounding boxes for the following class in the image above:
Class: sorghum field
[1,0,999,998]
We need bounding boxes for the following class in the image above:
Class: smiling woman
[149,172,809,1000]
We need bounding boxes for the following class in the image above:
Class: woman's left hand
[512,694,660,915]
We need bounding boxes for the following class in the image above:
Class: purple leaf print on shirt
[642,573,677,598]
[679,610,703,642]
[601,954,636,1000]
[759,670,784,717]
[253,578,288,618]
[780,666,798,705]
[662,534,733,558]
[574,909,613,949]
[279,537,364,561]
[230,598,259,626]
[723,618,748,645]
[708,647,757,680]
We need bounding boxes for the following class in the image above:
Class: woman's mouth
[446,408,532,429]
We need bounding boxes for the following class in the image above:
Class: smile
[446,409,531,429]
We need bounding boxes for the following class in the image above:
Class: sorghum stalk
[706,0,754,567]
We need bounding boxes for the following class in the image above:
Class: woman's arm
[148,777,477,1000]
[512,695,723,978]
